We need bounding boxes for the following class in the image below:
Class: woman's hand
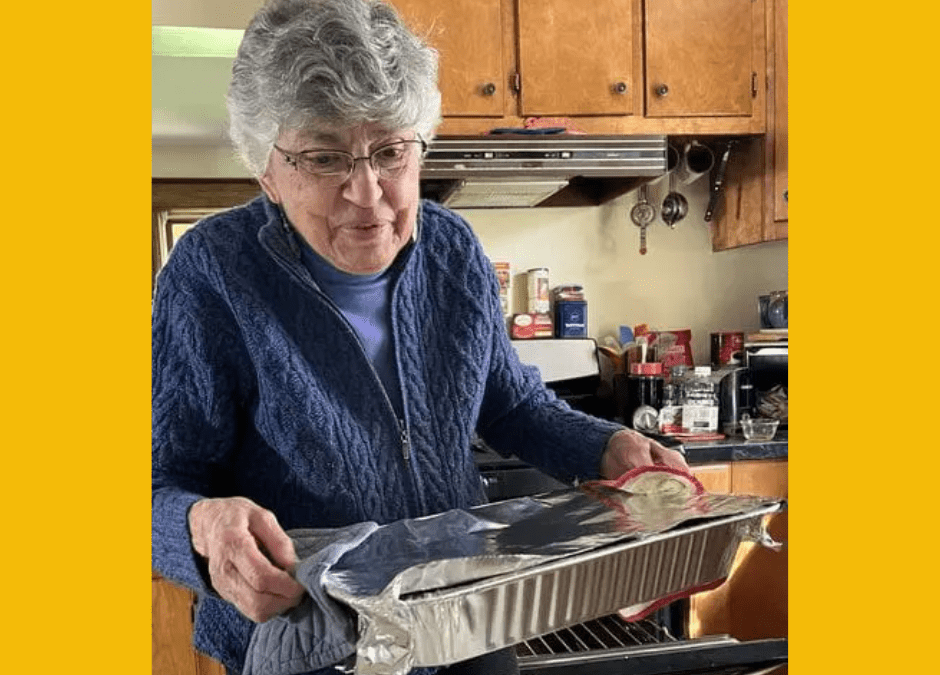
[599,429,689,480]
[188,496,306,622]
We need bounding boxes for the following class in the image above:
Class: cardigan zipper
[260,225,414,463]
[399,419,411,461]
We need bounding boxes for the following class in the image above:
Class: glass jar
[680,366,719,432]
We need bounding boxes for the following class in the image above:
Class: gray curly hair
[227,0,442,176]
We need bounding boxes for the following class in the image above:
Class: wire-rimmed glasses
[273,137,427,185]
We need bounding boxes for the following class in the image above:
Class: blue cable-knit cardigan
[151,195,623,674]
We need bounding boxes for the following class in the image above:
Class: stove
[473,339,610,500]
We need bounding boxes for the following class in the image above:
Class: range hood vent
[441,178,570,208]
[420,134,668,208]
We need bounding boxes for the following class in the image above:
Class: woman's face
[259,123,422,275]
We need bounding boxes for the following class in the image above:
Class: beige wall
[458,176,787,366]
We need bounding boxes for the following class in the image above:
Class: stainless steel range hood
[419,134,668,208]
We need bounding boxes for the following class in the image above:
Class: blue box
[554,300,588,338]
[619,325,634,345]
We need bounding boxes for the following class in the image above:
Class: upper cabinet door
[392,0,506,117]
[517,0,636,116]
[772,0,788,223]
[645,0,757,117]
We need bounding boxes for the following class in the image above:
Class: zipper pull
[399,419,411,461]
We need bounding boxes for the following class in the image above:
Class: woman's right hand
[188,496,306,622]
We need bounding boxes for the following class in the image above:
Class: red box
[511,313,553,339]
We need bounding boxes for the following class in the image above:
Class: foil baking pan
[322,487,784,675]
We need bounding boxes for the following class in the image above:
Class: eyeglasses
[273,137,427,185]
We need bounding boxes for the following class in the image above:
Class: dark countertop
[683,429,788,465]
[472,429,787,471]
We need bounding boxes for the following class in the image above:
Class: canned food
[493,261,511,316]
[526,268,550,313]
[710,331,744,368]
[554,300,587,338]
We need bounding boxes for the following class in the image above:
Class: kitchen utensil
[758,291,788,329]
[767,292,788,328]
[625,373,664,431]
[630,184,655,254]
[675,141,715,185]
[636,334,649,363]
[323,489,784,675]
[718,366,754,435]
[660,165,688,228]
[598,345,626,374]
[740,414,779,441]
[704,140,735,222]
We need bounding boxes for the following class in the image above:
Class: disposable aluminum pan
[323,486,785,675]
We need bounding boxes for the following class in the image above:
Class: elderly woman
[151,0,687,674]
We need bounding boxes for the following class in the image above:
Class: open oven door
[515,614,786,675]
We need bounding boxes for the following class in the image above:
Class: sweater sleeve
[469,243,623,485]
[151,230,250,592]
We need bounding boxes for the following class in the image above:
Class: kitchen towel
[243,522,380,675]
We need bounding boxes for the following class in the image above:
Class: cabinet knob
[613,81,628,95]
[655,84,669,97]
[481,82,497,96]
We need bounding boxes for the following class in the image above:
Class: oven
[473,339,788,675]
[513,614,786,674]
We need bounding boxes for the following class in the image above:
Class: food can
[554,300,587,338]
[526,268,550,313]
[710,331,744,368]
[493,261,511,316]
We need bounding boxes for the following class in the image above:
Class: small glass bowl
[741,417,779,441]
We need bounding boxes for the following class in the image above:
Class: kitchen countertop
[472,429,787,471]
[682,429,788,465]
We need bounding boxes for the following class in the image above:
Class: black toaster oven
[743,341,788,427]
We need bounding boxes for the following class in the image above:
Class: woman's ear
[258,165,281,204]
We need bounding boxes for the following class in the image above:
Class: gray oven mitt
[242,522,380,675]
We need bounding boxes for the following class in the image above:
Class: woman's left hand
[599,429,689,480]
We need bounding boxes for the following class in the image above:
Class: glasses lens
[290,140,420,183]
[297,151,353,180]
[371,141,414,179]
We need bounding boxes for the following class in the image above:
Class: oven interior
[514,613,786,674]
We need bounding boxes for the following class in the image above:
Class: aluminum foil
[322,486,783,675]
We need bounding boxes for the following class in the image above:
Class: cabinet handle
[613,81,628,95]
[655,84,669,97]
[481,82,497,96]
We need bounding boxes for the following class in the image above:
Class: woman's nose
[341,161,383,206]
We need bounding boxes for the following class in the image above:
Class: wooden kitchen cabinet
[153,573,225,675]
[393,0,641,121]
[690,462,732,494]
[688,459,788,645]
[645,0,762,120]
[391,0,510,117]
[711,0,788,250]
[516,0,640,116]
[688,463,734,636]
[389,0,767,136]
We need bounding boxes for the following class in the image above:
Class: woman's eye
[303,152,347,172]
[375,145,405,161]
